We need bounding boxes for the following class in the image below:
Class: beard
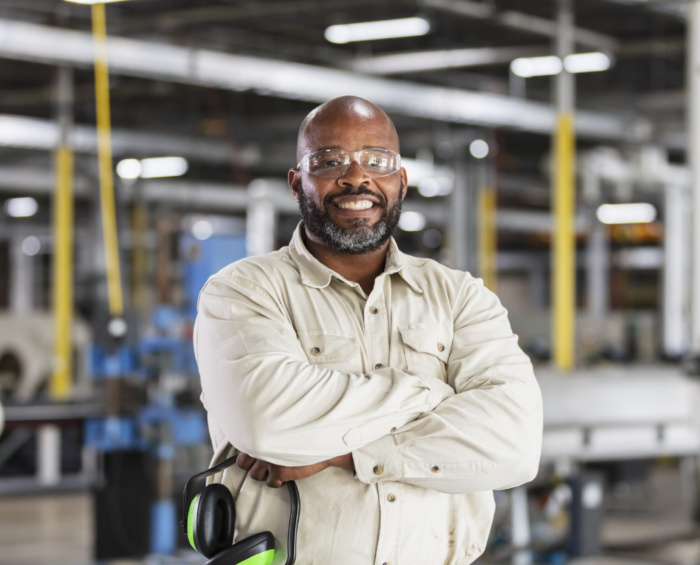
[298,180,404,255]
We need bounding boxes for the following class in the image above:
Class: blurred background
[1,0,700,564]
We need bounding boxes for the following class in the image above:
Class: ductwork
[0,18,641,141]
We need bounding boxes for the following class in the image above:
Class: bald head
[296,96,399,162]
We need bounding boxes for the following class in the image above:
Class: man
[194,96,542,565]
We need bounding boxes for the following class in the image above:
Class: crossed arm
[195,275,542,493]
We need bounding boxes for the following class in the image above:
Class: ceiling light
[511,55,562,78]
[116,158,141,179]
[22,236,41,256]
[325,17,430,44]
[4,196,38,218]
[63,0,133,4]
[469,139,489,159]
[116,156,188,179]
[399,211,426,232]
[564,52,611,73]
[511,52,611,78]
[140,156,188,178]
[596,203,657,224]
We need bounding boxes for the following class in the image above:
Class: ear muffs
[188,483,235,557]
[182,455,300,565]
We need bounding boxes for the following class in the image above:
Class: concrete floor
[0,492,698,565]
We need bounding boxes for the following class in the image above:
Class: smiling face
[289,97,407,255]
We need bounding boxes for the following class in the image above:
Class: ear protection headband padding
[205,531,275,565]
[192,484,236,558]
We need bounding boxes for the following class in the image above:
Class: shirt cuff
[352,434,401,484]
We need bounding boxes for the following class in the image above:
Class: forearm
[352,362,542,493]
[196,282,453,466]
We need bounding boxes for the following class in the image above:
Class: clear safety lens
[298,149,401,178]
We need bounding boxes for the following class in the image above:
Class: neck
[302,228,389,295]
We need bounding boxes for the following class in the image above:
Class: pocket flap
[400,325,450,362]
[297,329,360,363]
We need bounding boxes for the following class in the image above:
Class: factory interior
[1,0,700,564]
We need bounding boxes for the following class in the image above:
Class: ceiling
[0,0,691,225]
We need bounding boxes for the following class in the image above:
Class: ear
[399,167,408,202]
[288,169,301,203]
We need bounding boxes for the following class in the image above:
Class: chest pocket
[400,325,451,383]
[297,329,362,373]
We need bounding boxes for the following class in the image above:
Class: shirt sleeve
[351,279,543,494]
[194,274,455,467]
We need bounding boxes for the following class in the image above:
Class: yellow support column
[51,146,75,400]
[92,2,124,317]
[478,188,497,293]
[552,114,576,370]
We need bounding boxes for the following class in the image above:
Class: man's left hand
[236,452,354,488]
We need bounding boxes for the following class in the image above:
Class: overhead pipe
[0,18,633,140]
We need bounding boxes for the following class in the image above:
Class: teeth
[337,200,373,210]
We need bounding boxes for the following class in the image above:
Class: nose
[337,159,370,188]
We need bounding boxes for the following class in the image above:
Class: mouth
[330,193,382,214]
[336,200,374,211]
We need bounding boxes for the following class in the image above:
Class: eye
[310,152,347,170]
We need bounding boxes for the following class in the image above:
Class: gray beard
[298,181,403,255]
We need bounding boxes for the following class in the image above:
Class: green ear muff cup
[194,484,236,558]
[206,531,275,565]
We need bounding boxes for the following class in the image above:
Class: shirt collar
[289,222,423,294]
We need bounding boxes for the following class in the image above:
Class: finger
[236,452,256,471]
[266,465,285,488]
[266,476,284,488]
[248,460,269,482]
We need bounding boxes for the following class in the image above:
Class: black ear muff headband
[181,455,300,565]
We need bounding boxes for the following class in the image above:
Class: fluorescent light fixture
[116,156,188,179]
[399,211,426,232]
[22,236,41,256]
[63,0,133,4]
[596,203,657,224]
[564,52,611,73]
[511,55,562,78]
[469,139,489,159]
[512,52,611,77]
[4,196,38,218]
[140,156,188,178]
[325,17,430,44]
[116,158,142,179]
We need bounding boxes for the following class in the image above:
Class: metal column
[552,0,576,370]
[92,3,124,318]
[690,1,700,354]
[51,65,74,400]
[663,183,690,358]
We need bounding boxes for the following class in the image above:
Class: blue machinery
[85,233,246,556]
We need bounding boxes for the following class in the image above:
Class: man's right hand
[236,452,354,488]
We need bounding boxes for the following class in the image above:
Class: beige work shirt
[194,223,543,565]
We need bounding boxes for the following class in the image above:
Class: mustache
[324,185,386,208]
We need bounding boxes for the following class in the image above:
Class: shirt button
[390,427,397,433]
[369,306,379,314]
[375,363,384,369]
[437,343,445,352]
[373,465,383,475]
[432,465,440,473]
[310,347,321,355]
[387,493,396,502]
